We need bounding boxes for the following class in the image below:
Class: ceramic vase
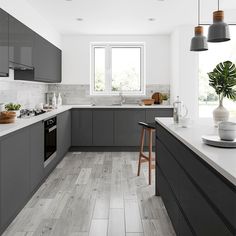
[213,101,229,126]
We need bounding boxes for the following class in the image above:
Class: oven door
[44,124,57,167]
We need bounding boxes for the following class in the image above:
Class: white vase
[213,101,229,126]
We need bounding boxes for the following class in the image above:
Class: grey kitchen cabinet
[0,9,9,76]
[29,122,44,193]
[145,108,173,122]
[0,129,30,230]
[93,109,114,146]
[114,109,145,146]
[156,122,236,236]
[9,15,34,67]
[72,109,92,146]
[57,110,71,160]
[33,33,61,83]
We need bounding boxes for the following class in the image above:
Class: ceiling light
[190,0,208,52]
[208,0,230,42]
[76,18,83,21]
[148,18,156,21]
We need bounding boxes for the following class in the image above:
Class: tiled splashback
[48,84,170,105]
[0,80,170,108]
[0,80,48,109]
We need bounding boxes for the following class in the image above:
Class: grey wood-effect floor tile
[108,209,125,236]
[3,152,175,236]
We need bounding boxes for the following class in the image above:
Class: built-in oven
[44,116,57,167]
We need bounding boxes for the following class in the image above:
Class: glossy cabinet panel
[0,9,9,76]
[9,15,34,67]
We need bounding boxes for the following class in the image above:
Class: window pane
[94,47,105,91]
[111,47,141,91]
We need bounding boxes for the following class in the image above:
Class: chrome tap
[119,92,126,105]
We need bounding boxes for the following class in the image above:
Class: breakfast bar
[155,118,236,236]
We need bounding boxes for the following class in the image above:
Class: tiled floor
[3,152,175,236]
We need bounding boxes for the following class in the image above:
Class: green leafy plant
[208,61,236,104]
[5,103,21,111]
[162,93,169,100]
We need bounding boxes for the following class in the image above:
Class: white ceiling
[26,0,236,35]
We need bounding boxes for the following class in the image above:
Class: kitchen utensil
[142,99,155,106]
[218,121,236,141]
[202,135,236,148]
[0,111,16,124]
[151,92,163,104]
[173,96,188,124]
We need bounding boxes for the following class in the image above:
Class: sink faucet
[119,92,126,105]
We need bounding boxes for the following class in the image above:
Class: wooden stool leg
[148,129,153,185]
[137,127,145,176]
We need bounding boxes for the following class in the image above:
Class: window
[90,43,145,95]
[199,26,236,118]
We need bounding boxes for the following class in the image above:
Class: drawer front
[156,139,181,198]
[157,167,179,235]
[156,122,236,232]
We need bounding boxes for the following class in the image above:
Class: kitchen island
[155,118,236,236]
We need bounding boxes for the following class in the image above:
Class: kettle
[173,96,188,124]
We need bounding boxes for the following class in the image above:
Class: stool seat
[138,122,155,129]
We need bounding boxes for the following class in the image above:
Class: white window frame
[90,42,146,96]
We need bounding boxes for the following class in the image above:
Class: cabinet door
[0,9,9,76]
[93,109,113,146]
[57,111,71,159]
[114,109,145,146]
[0,129,30,229]
[9,15,34,67]
[34,34,61,82]
[29,122,44,192]
[72,109,92,146]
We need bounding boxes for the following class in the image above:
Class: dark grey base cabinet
[0,111,71,234]
[156,122,236,236]
[57,110,71,160]
[0,129,30,230]
[114,109,145,146]
[71,108,173,149]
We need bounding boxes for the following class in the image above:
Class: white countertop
[0,104,172,138]
[155,117,236,186]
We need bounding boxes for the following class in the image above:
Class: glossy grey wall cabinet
[0,9,9,76]
[9,15,34,68]
[33,33,61,83]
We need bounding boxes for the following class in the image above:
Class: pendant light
[208,0,230,42]
[190,0,208,51]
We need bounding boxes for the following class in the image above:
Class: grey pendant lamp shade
[208,10,230,42]
[190,0,208,51]
[190,26,208,51]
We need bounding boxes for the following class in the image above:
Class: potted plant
[208,61,236,125]
[161,93,169,105]
[5,103,21,118]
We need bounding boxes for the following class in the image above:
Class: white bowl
[218,128,236,141]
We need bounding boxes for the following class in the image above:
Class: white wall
[170,26,199,119]
[61,35,170,85]
[1,0,61,48]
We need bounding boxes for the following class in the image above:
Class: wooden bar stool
[137,122,155,185]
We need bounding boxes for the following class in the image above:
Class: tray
[202,135,236,148]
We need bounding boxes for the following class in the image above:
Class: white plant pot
[162,100,169,105]
[213,103,229,126]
